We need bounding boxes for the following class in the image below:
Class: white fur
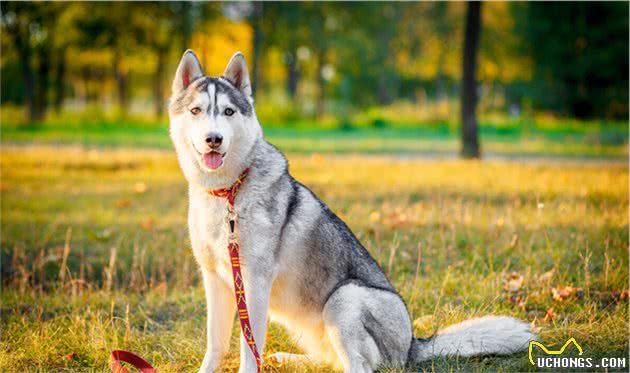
[414,316,537,361]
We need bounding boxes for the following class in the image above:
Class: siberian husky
[168,50,536,373]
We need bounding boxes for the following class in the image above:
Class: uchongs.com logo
[529,338,627,369]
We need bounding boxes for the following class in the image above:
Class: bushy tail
[409,316,537,362]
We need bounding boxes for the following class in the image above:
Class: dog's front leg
[199,269,236,373]
[238,272,272,373]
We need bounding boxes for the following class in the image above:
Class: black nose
[205,133,223,148]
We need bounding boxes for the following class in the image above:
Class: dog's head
[168,50,262,188]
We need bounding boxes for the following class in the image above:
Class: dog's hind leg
[322,282,412,373]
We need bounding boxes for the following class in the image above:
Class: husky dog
[168,50,536,373]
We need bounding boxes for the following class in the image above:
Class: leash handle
[110,350,156,373]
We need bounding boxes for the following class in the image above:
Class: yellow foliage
[190,19,253,76]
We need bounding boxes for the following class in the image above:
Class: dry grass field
[1,145,628,372]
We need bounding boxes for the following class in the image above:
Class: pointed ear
[172,50,204,93]
[223,52,252,97]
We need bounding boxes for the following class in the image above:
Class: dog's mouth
[200,150,226,170]
[192,142,226,170]
[191,139,227,171]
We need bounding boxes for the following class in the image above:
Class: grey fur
[169,77,252,116]
[240,141,400,311]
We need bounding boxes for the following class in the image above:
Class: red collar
[207,167,250,206]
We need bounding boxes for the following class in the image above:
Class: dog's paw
[198,351,220,373]
[268,352,310,365]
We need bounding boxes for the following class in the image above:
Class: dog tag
[226,207,238,241]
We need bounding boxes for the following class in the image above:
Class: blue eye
[224,108,235,116]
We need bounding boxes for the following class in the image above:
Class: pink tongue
[203,152,223,169]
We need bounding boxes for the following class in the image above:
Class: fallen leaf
[592,289,629,305]
[544,308,555,322]
[152,282,167,295]
[551,286,577,301]
[506,272,524,292]
[134,182,147,194]
[389,211,408,227]
[115,199,132,209]
[611,290,629,302]
[141,218,155,230]
[538,269,555,283]
[63,352,77,360]
[369,211,381,223]
[579,187,588,197]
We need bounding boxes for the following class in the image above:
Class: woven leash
[109,168,259,373]
[110,350,156,373]
[208,167,262,372]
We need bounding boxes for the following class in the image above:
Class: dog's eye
[190,107,201,115]
[224,108,235,116]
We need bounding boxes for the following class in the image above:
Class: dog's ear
[223,52,252,97]
[172,50,204,93]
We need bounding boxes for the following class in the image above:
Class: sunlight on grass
[1,145,627,372]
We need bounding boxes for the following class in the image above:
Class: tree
[429,3,458,103]
[250,2,264,97]
[262,3,305,100]
[75,3,142,116]
[461,1,482,159]
[515,2,629,119]
[134,3,177,117]
[2,3,38,121]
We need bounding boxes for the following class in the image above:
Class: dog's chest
[188,195,234,275]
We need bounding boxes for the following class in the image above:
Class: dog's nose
[205,133,223,148]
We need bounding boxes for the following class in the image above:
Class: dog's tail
[408,316,537,362]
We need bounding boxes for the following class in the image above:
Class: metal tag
[226,206,238,241]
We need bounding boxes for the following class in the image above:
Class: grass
[1,144,628,372]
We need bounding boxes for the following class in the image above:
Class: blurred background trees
[1,1,628,156]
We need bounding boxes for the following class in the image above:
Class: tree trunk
[154,48,166,117]
[113,50,128,115]
[54,47,66,113]
[316,48,326,119]
[286,50,299,99]
[80,67,90,106]
[378,75,392,105]
[35,46,51,120]
[251,1,264,97]
[180,1,193,51]
[14,28,36,121]
[460,1,482,159]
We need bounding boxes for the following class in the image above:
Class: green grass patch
[1,119,627,159]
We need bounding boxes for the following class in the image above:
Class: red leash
[207,167,262,372]
[110,350,156,373]
[110,168,260,373]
